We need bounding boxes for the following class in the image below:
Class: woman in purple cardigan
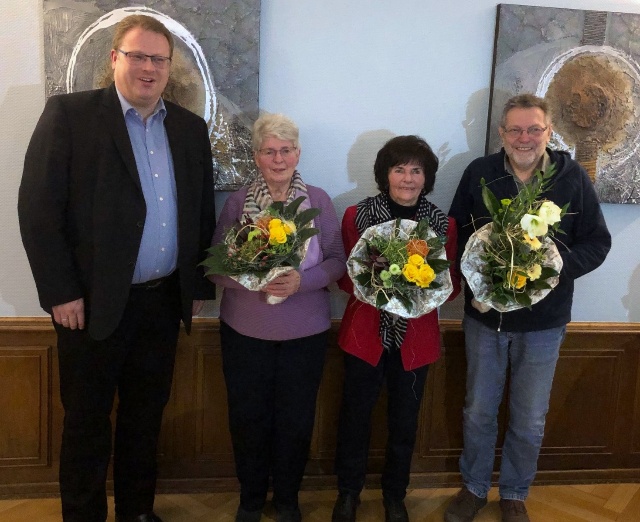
[209,113,346,522]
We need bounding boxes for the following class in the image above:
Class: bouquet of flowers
[347,218,453,318]
[201,196,320,303]
[461,165,566,311]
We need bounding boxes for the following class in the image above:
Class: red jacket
[337,206,460,370]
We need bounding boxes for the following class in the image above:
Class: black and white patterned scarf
[355,192,449,351]
[242,170,308,218]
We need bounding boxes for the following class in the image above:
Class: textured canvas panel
[43,0,260,190]
[488,3,640,204]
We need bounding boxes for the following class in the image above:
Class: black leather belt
[131,273,173,290]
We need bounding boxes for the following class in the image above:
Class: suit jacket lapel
[100,84,142,193]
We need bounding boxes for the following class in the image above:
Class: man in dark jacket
[444,94,610,522]
[18,14,215,522]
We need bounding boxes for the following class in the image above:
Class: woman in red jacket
[332,135,460,522]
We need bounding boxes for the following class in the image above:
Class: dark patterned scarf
[355,192,449,351]
[242,170,307,218]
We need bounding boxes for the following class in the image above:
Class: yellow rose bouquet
[461,165,567,311]
[347,218,453,318]
[201,196,320,302]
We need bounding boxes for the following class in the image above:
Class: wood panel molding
[1,317,640,496]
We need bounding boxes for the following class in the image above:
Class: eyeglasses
[502,126,548,138]
[257,147,298,158]
[117,49,172,69]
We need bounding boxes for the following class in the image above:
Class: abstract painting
[487,3,640,204]
[43,0,260,190]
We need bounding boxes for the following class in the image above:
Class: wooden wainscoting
[1,318,639,497]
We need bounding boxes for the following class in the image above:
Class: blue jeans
[459,315,566,501]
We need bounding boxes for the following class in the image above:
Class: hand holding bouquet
[202,196,320,303]
[347,218,453,318]
[461,165,566,311]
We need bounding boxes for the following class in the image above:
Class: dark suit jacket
[18,84,216,340]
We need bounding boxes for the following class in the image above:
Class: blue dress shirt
[117,90,178,283]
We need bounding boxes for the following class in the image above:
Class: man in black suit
[18,14,215,522]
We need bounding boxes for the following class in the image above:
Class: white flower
[538,201,562,225]
[520,214,548,238]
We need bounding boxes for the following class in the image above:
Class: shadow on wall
[432,88,491,213]
[622,263,640,321]
[437,88,491,321]
[332,129,396,219]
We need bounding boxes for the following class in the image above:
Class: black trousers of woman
[334,349,429,501]
[56,274,181,522]
[220,321,328,512]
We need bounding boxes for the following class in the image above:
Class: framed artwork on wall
[487,3,640,204]
[43,0,260,190]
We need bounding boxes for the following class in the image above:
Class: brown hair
[500,93,551,127]
[112,14,174,57]
[373,135,438,195]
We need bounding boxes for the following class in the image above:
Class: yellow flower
[520,213,548,238]
[269,225,288,244]
[415,264,436,288]
[522,233,542,250]
[508,271,527,289]
[408,254,425,267]
[538,201,562,225]
[402,263,419,282]
[269,218,283,230]
[282,220,296,234]
[527,264,542,281]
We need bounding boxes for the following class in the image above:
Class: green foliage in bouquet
[352,218,450,312]
[201,196,321,279]
[479,164,568,309]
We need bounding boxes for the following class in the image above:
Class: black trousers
[220,321,328,512]
[55,275,181,522]
[334,349,429,501]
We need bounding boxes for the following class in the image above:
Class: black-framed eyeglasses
[117,49,172,69]
[502,126,548,138]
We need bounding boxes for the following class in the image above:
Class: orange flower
[255,216,272,233]
[406,239,429,257]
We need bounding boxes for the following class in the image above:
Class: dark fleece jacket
[448,148,611,332]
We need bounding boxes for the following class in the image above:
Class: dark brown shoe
[499,499,530,522]
[444,488,487,522]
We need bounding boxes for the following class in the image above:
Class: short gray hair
[252,112,300,151]
[500,93,552,127]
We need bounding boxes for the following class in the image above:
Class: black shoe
[116,513,163,522]
[383,498,409,522]
[332,493,360,522]
[276,506,302,522]
[235,505,263,522]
